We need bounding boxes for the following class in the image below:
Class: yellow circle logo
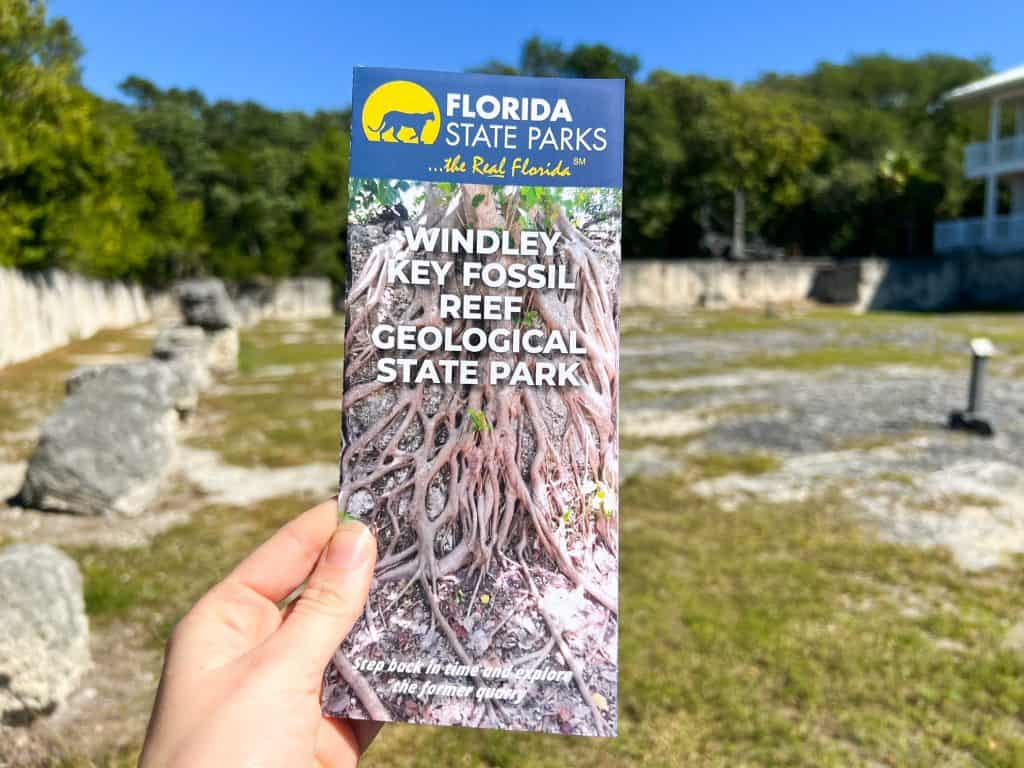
[361,81,441,145]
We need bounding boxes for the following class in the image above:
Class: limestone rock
[269,278,333,320]
[0,544,90,721]
[64,365,104,396]
[204,327,239,375]
[232,277,334,326]
[176,278,238,330]
[65,360,198,415]
[153,325,211,390]
[18,361,187,516]
[234,294,267,328]
[619,260,818,310]
[698,289,730,310]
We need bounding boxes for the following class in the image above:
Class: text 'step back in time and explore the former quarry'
[322,67,624,737]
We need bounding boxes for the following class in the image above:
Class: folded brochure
[323,66,623,737]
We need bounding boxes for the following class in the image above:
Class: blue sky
[53,0,1023,112]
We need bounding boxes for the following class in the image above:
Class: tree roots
[332,183,619,734]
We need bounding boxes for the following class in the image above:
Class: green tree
[120,78,350,284]
[479,43,987,259]
[45,97,200,279]
[289,122,349,284]
[623,72,730,258]
[757,54,989,255]
[0,0,197,279]
[0,0,82,264]
[476,36,640,81]
[702,89,824,259]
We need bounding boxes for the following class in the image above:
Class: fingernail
[325,521,374,569]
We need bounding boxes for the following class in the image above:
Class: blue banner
[351,67,624,188]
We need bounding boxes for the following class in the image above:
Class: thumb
[271,519,377,675]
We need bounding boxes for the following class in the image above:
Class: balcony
[964,135,1024,177]
[935,214,1024,252]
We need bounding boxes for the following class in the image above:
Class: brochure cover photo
[323,67,624,737]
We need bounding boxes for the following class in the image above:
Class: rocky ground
[621,307,1024,572]
[2,306,1024,766]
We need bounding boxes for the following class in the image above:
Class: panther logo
[367,111,436,144]
[361,81,441,145]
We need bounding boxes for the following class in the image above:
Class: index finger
[227,498,341,604]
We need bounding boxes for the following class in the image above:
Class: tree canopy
[0,0,349,285]
[0,4,994,286]
[485,37,990,259]
[119,79,350,283]
[0,0,195,279]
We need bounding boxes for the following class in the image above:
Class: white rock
[203,327,239,375]
[0,544,91,720]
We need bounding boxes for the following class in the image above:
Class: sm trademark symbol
[573,156,587,167]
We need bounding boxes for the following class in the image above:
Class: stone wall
[621,253,1024,312]
[0,270,338,369]
[621,259,824,309]
[864,254,1024,311]
[232,277,334,326]
[0,267,150,368]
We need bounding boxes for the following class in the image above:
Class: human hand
[140,500,379,768]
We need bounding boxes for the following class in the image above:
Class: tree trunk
[733,186,746,260]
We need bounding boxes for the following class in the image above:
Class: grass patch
[43,749,140,768]
[188,317,344,467]
[623,307,809,339]
[905,493,1003,515]
[0,326,152,462]
[236,323,344,374]
[682,342,953,378]
[626,307,1024,349]
[82,567,144,618]
[623,308,1024,381]
[742,343,957,372]
[688,451,781,478]
[620,431,704,453]
[876,471,917,486]
[72,491,320,645]
[833,431,927,452]
[623,338,958,390]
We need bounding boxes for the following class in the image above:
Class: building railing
[964,135,1024,176]
[935,214,1024,252]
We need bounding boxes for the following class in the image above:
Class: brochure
[323,66,623,737]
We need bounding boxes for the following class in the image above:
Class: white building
[935,64,1024,252]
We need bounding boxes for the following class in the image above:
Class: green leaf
[517,309,540,328]
[471,193,485,208]
[467,408,491,433]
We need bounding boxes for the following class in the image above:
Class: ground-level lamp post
[948,337,996,437]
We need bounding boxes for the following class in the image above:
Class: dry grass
[0,327,152,462]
